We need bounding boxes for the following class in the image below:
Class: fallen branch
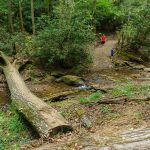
[97,96,150,105]
[98,96,127,104]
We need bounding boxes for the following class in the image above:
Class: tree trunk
[7,0,14,33]
[31,0,35,35]
[92,0,97,31]
[19,0,24,32]
[0,51,72,138]
[44,0,50,17]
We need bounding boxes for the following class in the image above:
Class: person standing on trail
[110,48,115,58]
[101,34,107,44]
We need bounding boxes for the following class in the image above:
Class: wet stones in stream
[55,75,85,86]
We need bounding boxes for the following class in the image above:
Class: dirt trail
[91,35,117,71]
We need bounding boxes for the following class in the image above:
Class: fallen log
[98,96,127,104]
[97,96,150,105]
[0,51,72,137]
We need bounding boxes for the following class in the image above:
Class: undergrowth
[0,105,32,150]
[100,105,120,119]
[80,91,103,103]
[111,81,150,97]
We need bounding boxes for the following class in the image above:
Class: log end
[48,125,73,137]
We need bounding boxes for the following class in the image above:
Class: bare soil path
[91,35,117,71]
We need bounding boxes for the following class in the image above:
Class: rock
[124,61,135,67]
[138,78,150,81]
[114,60,127,67]
[124,62,145,70]
[132,65,145,70]
[55,78,62,83]
[51,71,65,78]
[47,75,56,82]
[144,68,150,72]
[60,75,85,86]
[81,115,92,128]
[126,54,143,62]
[131,74,141,78]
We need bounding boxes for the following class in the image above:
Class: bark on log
[0,51,72,137]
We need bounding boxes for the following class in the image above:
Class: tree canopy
[0,0,149,67]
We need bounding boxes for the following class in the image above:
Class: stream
[0,68,150,149]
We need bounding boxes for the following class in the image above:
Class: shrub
[32,1,94,68]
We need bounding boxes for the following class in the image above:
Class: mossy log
[0,51,72,137]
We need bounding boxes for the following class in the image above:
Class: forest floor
[0,35,150,150]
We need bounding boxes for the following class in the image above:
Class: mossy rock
[60,75,85,86]
[51,71,65,78]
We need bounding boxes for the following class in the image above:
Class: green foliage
[0,0,149,64]
[0,106,32,149]
[0,27,27,54]
[80,91,103,103]
[95,0,122,31]
[33,2,94,68]
[117,0,150,55]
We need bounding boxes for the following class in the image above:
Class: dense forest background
[0,0,150,68]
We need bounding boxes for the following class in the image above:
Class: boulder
[132,65,145,70]
[81,115,92,128]
[131,74,141,78]
[59,75,85,86]
[144,68,150,72]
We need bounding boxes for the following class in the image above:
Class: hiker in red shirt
[101,34,107,44]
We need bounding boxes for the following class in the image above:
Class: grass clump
[111,81,150,98]
[0,106,32,150]
[100,105,112,114]
[111,81,137,97]
[100,105,120,119]
[80,91,103,103]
